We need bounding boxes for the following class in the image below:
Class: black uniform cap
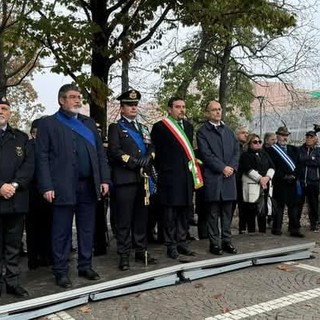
[306,130,317,137]
[117,89,141,104]
[0,93,10,106]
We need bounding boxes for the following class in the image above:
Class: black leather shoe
[78,268,100,280]
[6,285,29,298]
[177,246,196,256]
[209,245,223,255]
[222,243,237,254]
[290,231,305,238]
[167,248,180,259]
[119,255,130,271]
[55,275,72,288]
[135,251,158,264]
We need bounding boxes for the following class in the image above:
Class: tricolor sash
[55,112,96,149]
[272,144,296,172]
[162,116,203,189]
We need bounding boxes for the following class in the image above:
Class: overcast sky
[32,1,320,116]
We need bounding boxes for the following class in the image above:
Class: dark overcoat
[265,144,299,204]
[36,112,110,206]
[0,126,34,214]
[107,117,154,186]
[196,122,239,202]
[151,119,194,206]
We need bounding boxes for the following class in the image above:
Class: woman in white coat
[239,134,275,233]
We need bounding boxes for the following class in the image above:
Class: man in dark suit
[265,126,303,237]
[0,94,34,297]
[151,96,201,259]
[196,100,239,255]
[36,83,111,288]
[108,89,157,271]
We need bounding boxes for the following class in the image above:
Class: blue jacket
[36,111,111,205]
[297,144,320,186]
[196,122,239,202]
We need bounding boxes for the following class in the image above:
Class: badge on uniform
[16,146,23,157]
[121,154,130,163]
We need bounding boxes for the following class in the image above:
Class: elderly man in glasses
[196,100,239,255]
[265,126,303,237]
[36,83,111,288]
[297,130,320,232]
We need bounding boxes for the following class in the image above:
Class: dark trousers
[242,202,266,233]
[163,205,189,250]
[0,214,24,287]
[207,201,233,247]
[94,197,108,253]
[147,194,164,242]
[272,200,299,233]
[195,187,208,239]
[115,182,148,255]
[26,191,52,264]
[297,184,319,229]
[51,179,97,276]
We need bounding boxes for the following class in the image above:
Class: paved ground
[1,211,320,320]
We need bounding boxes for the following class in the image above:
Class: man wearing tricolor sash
[151,96,202,259]
[265,126,303,237]
[197,101,239,255]
[108,89,157,271]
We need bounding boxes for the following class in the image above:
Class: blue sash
[55,112,96,149]
[118,120,146,155]
[272,144,295,172]
[118,120,155,195]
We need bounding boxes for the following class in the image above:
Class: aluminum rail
[0,242,315,319]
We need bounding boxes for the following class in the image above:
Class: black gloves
[131,155,151,169]
[136,155,151,168]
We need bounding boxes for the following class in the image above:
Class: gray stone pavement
[1,212,320,320]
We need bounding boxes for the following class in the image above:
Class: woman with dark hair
[239,133,275,233]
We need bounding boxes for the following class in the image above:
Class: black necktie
[0,129,5,139]
[178,121,184,130]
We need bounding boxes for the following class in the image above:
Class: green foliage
[156,38,254,130]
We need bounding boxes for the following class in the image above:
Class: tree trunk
[219,43,232,117]
[90,0,109,136]
[0,36,7,93]
[175,28,210,98]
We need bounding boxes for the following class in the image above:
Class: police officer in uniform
[0,94,34,297]
[108,89,157,270]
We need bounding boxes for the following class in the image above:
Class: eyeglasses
[252,140,262,145]
[64,95,82,100]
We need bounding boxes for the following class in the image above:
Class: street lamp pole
[257,96,265,138]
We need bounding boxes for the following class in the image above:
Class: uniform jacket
[297,144,320,186]
[0,125,34,214]
[265,143,299,204]
[36,111,110,206]
[196,121,239,202]
[108,117,154,186]
[151,119,194,206]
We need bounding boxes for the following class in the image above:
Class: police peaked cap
[117,89,141,103]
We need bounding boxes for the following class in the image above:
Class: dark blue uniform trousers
[51,179,97,277]
[0,213,24,288]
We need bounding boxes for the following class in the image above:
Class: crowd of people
[0,84,319,299]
